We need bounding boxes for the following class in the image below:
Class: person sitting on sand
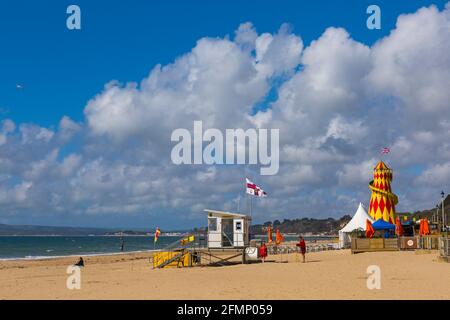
[259,242,268,263]
[296,236,306,263]
[74,257,84,267]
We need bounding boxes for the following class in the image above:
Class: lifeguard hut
[205,209,251,248]
[152,209,254,269]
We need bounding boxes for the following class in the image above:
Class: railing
[190,232,208,248]
[267,242,341,255]
[439,236,450,257]
[150,232,208,268]
[158,233,190,251]
[418,235,440,250]
[158,232,208,251]
[307,243,341,252]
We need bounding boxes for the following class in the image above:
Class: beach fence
[439,234,450,262]
[350,235,444,253]
[418,235,440,250]
[267,242,341,255]
[306,242,341,252]
[351,238,399,253]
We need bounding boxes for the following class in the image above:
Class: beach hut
[339,203,374,248]
[204,209,251,248]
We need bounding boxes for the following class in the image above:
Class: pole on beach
[435,205,439,224]
[442,191,445,231]
[280,245,282,263]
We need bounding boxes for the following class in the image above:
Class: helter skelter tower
[368,161,398,223]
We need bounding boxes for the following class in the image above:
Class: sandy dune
[0,250,449,300]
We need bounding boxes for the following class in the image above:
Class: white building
[204,209,251,248]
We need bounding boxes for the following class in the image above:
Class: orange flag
[267,226,273,244]
[366,219,375,238]
[421,218,430,235]
[275,229,284,245]
[424,218,430,235]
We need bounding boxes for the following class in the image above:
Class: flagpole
[237,194,240,213]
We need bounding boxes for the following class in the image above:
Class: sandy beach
[0,249,449,300]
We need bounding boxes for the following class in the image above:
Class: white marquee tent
[339,203,374,248]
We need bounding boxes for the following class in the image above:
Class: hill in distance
[250,195,450,235]
[1,195,448,236]
[0,223,190,236]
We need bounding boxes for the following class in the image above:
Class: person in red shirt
[296,236,306,263]
[259,242,268,263]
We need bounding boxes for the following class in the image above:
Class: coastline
[0,235,185,261]
[0,249,157,262]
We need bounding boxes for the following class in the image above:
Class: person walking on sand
[259,241,268,263]
[296,236,306,263]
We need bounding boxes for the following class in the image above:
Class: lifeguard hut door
[222,219,233,247]
[208,216,221,248]
[233,219,245,247]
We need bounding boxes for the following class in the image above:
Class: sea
[0,235,335,260]
[0,235,180,260]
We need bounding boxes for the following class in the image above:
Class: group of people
[259,236,307,263]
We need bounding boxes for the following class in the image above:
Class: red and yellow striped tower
[368,161,398,223]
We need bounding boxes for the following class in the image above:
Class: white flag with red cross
[246,178,267,197]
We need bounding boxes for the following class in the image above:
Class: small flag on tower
[246,178,267,197]
[381,147,390,154]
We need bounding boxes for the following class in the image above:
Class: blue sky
[0,0,449,229]
[1,0,447,126]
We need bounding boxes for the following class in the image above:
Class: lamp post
[435,205,439,224]
[441,191,445,232]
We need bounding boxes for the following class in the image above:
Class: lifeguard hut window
[208,218,217,231]
[236,221,242,231]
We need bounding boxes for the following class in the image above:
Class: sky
[0,0,449,229]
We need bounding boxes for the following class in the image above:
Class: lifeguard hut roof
[204,209,251,220]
